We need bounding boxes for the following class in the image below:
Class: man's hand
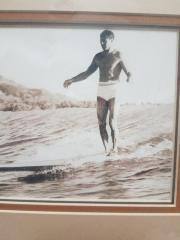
[126,72,131,82]
[63,79,73,88]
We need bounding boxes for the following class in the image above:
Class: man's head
[100,30,114,51]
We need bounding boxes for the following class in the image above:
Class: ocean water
[0,104,175,202]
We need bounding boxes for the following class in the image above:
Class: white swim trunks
[97,81,120,101]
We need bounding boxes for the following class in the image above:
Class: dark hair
[100,30,115,40]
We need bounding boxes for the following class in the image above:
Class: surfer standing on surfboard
[63,30,131,156]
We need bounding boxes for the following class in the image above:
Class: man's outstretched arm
[63,56,98,88]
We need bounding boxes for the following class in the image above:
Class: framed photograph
[0,11,179,213]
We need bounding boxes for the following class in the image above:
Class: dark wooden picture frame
[0,11,179,213]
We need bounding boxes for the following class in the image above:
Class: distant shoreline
[0,76,96,111]
[0,76,174,111]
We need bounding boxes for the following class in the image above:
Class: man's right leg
[97,97,109,153]
[108,97,119,154]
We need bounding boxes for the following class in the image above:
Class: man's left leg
[97,97,109,153]
[108,98,120,153]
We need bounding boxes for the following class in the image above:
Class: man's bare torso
[69,49,123,83]
[94,49,122,82]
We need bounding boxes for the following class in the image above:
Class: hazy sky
[0,26,178,103]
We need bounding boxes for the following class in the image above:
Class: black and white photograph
[0,25,178,203]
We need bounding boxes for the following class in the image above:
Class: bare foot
[106,148,118,157]
[105,145,111,156]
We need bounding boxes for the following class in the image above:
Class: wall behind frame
[0,1,180,240]
[0,212,179,240]
[0,0,179,14]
